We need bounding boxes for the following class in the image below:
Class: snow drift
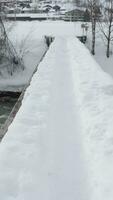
[68,37,113,200]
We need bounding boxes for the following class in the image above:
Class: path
[0,37,89,200]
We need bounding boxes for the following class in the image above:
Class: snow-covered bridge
[0,37,113,200]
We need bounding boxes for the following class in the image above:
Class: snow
[0,36,113,199]
[1,20,113,199]
[94,37,113,78]
[0,22,48,91]
[0,36,88,200]
[7,13,51,18]
[0,21,83,91]
[7,21,79,37]
[68,37,113,200]
[85,23,113,78]
[4,21,108,93]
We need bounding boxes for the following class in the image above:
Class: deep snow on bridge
[0,37,113,200]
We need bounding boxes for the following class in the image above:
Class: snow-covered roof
[22,7,31,11]
[0,0,15,2]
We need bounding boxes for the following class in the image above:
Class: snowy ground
[94,38,113,78]
[0,36,113,200]
[85,22,113,78]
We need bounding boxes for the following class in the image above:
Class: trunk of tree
[106,11,112,58]
[90,0,97,55]
[91,18,96,55]
[106,37,110,58]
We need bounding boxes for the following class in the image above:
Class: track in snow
[34,38,89,200]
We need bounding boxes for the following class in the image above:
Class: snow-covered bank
[85,23,113,78]
[68,37,113,200]
[94,39,113,78]
[0,21,83,91]
[0,22,47,91]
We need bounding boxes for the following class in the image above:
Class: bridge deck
[0,37,113,200]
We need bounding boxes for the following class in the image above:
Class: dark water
[0,92,20,128]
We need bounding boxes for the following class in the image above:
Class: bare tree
[87,0,100,55]
[72,0,81,7]
[0,3,6,62]
[98,0,113,58]
[0,5,25,75]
